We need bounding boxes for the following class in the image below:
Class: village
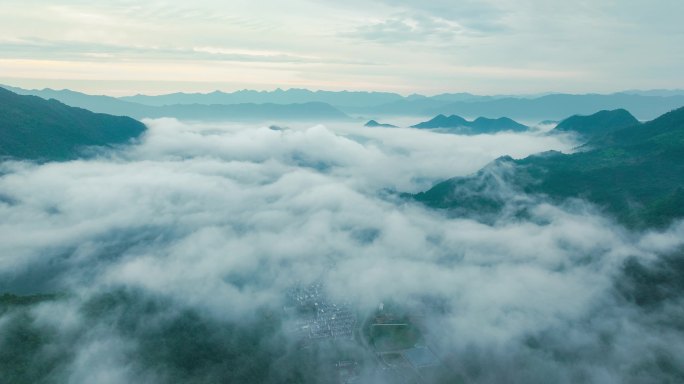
[286,282,356,342]
[284,282,450,383]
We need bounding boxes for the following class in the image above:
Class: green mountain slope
[3,85,151,117]
[551,109,640,139]
[414,107,684,228]
[0,87,146,161]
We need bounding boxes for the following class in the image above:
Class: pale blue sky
[0,0,682,95]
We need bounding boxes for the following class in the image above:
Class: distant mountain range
[0,87,145,161]
[411,114,528,134]
[120,88,408,108]
[113,88,684,121]
[4,85,684,122]
[621,89,684,97]
[417,93,684,121]
[143,102,347,121]
[2,86,150,117]
[2,86,349,122]
[413,106,684,228]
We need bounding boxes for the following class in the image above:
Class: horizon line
[3,82,684,99]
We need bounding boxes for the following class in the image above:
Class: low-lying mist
[1,120,682,383]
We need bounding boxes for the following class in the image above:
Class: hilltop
[551,109,640,139]
[411,114,528,134]
[364,120,397,128]
[0,87,146,161]
[414,107,684,228]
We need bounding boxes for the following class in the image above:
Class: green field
[370,324,421,352]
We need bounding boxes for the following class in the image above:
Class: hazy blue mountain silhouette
[121,90,507,109]
[364,120,397,128]
[422,93,684,121]
[326,93,684,121]
[411,114,528,134]
[121,88,405,108]
[0,87,146,161]
[144,102,348,121]
[2,86,350,121]
[621,90,684,97]
[412,114,468,128]
[7,85,684,122]
[3,85,150,117]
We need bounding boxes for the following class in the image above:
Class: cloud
[344,0,511,45]
[347,15,468,44]
[0,38,370,65]
[376,0,509,33]
[1,119,684,382]
[2,0,684,95]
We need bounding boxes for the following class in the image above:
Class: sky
[0,0,683,96]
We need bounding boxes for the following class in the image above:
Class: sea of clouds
[1,119,683,383]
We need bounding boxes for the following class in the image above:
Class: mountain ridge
[551,109,640,139]
[411,114,528,134]
[364,120,397,128]
[413,106,684,228]
[422,93,684,121]
[0,87,146,161]
[2,86,350,121]
[6,84,684,122]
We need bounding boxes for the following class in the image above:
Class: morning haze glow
[1,0,683,95]
[2,1,684,384]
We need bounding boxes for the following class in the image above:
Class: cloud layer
[1,120,683,383]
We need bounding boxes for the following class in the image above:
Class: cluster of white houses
[287,282,356,341]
